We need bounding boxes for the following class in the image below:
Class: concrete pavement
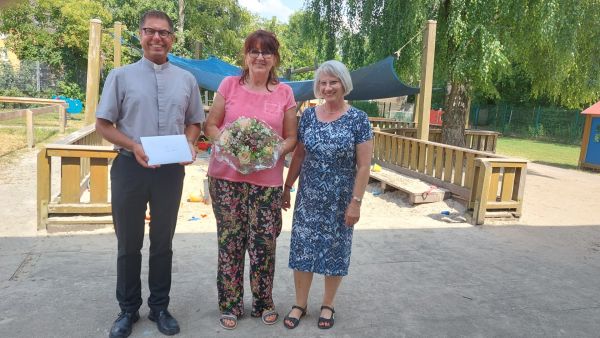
[2,225,600,337]
[2,149,600,337]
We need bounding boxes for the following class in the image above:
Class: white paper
[140,134,192,165]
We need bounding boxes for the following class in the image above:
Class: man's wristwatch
[352,196,362,204]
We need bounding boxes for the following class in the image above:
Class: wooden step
[46,215,113,233]
[370,167,449,204]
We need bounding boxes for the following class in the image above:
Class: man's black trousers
[110,154,185,313]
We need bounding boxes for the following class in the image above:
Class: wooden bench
[370,166,449,204]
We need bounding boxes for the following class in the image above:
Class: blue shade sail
[169,54,420,101]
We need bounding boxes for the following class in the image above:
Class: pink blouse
[208,76,296,187]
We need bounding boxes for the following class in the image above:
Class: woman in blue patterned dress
[281,60,373,330]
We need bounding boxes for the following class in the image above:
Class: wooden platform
[370,167,449,204]
[46,215,113,233]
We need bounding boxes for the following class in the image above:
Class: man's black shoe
[148,309,180,335]
[109,311,139,338]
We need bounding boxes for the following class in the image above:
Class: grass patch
[496,136,581,169]
[0,112,86,157]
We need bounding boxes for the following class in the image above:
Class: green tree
[183,0,254,62]
[304,0,600,146]
[0,0,112,88]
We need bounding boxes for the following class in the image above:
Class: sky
[238,0,304,23]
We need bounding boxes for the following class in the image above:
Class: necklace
[320,103,347,115]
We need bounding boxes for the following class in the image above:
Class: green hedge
[350,100,379,117]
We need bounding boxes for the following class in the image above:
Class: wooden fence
[35,124,520,229]
[369,118,415,129]
[378,127,499,153]
[372,130,526,224]
[37,124,116,230]
[0,96,68,148]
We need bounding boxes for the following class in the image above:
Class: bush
[57,81,85,101]
[351,100,379,117]
[527,124,546,138]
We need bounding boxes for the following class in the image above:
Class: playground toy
[579,101,600,170]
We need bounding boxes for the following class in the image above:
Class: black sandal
[283,305,307,329]
[318,305,335,329]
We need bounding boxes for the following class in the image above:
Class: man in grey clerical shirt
[95,10,205,338]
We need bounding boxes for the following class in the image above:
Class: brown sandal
[283,305,307,329]
[318,305,335,329]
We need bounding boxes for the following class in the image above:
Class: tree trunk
[193,41,202,59]
[442,81,468,147]
[178,0,185,44]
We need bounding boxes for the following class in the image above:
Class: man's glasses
[141,28,173,38]
[248,49,274,59]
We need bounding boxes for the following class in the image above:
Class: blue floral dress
[288,106,373,276]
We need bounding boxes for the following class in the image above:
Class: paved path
[1,148,600,337]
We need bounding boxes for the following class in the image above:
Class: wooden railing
[1,96,68,148]
[469,158,527,225]
[372,130,526,224]
[37,124,117,230]
[378,127,499,153]
[369,118,415,129]
[0,96,68,133]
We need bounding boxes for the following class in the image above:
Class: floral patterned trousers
[209,177,283,317]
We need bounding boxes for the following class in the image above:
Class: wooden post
[579,114,592,168]
[85,19,102,126]
[416,20,437,141]
[37,148,51,230]
[413,93,420,124]
[26,109,34,148]
[464,98,471,129]
[58,104,66,133]
[113,22,122,68]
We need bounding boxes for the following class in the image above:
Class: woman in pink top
[204,30,297,330]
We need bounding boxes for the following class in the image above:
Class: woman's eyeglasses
[248,49,274,59]
[141,28,173,38]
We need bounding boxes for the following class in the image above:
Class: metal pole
[36,61,41,92]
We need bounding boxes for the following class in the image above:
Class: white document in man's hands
[140,134,192,165]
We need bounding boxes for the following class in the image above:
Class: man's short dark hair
[140,10,174,32]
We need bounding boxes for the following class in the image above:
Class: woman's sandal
[219,313,238,330]
[317,305,335,329]
[283,305,307,329]
[260,309,279,325]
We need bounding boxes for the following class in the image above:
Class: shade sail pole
[417,20,437,141]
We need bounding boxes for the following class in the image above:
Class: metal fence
[0,60,61,105]
[470,103,583,144]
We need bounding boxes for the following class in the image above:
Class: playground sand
[168,155,471,235]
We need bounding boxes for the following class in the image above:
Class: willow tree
[305,0,600,146]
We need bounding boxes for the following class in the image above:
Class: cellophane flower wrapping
[213,117,284,174]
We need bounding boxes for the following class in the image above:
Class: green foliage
[0,0,112,87]
[57,81,85,101]
[184,0,254,61]
[527,124,546,139]
[304,0,600,143]
[472,103,584,144]
[351,100,379,117]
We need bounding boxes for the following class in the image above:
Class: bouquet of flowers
[213,117,283,174]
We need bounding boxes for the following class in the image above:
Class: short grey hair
[313,60,353,99]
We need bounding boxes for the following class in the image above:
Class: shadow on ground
[2,225,600,337]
